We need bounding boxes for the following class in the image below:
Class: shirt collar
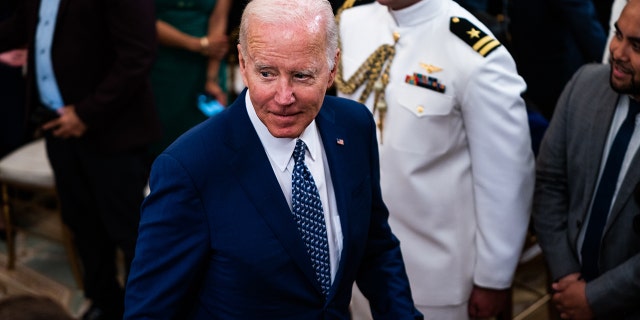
[245,91,321,173]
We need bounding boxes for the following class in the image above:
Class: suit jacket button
[576,219,582,228]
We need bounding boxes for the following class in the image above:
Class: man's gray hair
[238,0,339,69]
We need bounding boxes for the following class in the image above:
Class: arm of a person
[204,0,231,104]
[532,67,584,281]
[460,50,534,316]
[354,111,423,320]
[124,153,210,319]
[0,48,26,67]
[72,0,157,132]
[156,20,203,53]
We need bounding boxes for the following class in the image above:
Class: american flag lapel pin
[336,138,344,146]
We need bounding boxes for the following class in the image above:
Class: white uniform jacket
[338,0,534,306]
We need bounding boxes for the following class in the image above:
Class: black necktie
[291,139,331,296]
[581,99,640,281]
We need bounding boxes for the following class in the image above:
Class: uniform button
[42,75,48,81]
[44,20,49,26]
[40,49,45,54]
[416,106,424,114]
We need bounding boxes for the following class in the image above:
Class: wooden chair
[0,138,83,289]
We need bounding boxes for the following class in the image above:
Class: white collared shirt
[245,92,343,283]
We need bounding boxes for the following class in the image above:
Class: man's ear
[237,44,249,86]
[327,49,340,87]
[237,44,245,70]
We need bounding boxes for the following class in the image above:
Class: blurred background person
[150,0,231,158]
[0,0,27,160]
[509,0,607,120]
[0,1,161,319]
[0,0,26,243]
[454,0,509,44]
[593,0,616,35]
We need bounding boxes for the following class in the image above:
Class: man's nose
[274,80,295,105]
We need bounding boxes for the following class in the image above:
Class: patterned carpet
[0,232,87,317]
[0,189,88,318]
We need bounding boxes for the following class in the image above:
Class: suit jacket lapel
[582,85,619,222]
[224,91,322,294]
[582,99,615,208]
[607,99,640,232]
[316,102,351,297]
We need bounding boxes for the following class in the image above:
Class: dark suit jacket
[124,90,421,319]
[0,0,160,153]
[534,64,640,319]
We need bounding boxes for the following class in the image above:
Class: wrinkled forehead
[246,20,327,51]
[250,15,326,38]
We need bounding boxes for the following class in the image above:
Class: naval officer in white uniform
[336,0,535,318]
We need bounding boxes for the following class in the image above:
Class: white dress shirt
[245,92,343,283]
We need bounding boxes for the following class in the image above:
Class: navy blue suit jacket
[124,90,421,319]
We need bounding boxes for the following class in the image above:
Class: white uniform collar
[385,0,445,27]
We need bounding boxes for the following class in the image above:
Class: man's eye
[260,71,271,77]
[294,73,311,80]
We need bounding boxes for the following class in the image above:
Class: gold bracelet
[199,37,210,52]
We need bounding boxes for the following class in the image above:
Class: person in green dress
[150,0,231,158]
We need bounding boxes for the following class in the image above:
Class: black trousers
[44,133,148,314]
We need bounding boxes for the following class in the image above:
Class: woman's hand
[199,34,229,59]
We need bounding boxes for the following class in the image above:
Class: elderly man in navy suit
[124,0,421,318]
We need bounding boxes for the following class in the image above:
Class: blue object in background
[198,93,225,117]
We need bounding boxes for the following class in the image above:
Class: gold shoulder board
[449,16,501,57]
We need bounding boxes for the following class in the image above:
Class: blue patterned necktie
[581,99,640,281]
[291,139,331,296]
